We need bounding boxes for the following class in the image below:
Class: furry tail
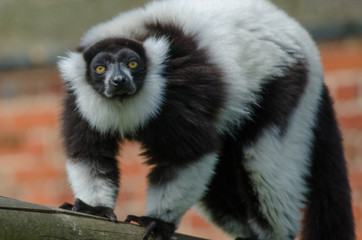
[301,86,355,240]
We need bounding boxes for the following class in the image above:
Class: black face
[83,38,147,99]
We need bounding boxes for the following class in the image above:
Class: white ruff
[58,37,169,137]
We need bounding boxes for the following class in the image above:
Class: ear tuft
[143,37,170,68]
[57,51,87,89]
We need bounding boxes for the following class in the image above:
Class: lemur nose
[112,76,125,86]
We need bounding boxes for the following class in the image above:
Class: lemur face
[83,39,147,99]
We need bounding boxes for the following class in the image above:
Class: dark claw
[124,215,176,240]
[59,198,117,222]
[143,221,157,239]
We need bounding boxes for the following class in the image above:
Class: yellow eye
[95,66,106,73]
[128,61,138,69]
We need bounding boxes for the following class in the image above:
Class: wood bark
[0,197,208,240]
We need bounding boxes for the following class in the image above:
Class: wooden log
[0,196,208,240]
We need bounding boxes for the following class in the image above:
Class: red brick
[21,141,45,155]
[319,37,362,72]
[121,162,143,175]
[336,84,359,100]
[0,132,22,154]
[58,192,74,204]
[322,54,362,72]
[118,191,134,202]
[189,213,212,229]
[344,144,356,163]
[15,167,62,182]
[354,205,362,222]
[180,211,232,240]
[339,114,362,129]
[357,231,362,240]
[13,112,58,130]
[349,172,362,189]
[27,194,57,206]
[0,116,13,130]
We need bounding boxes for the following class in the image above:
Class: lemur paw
[125,215,176,240]
[59,198,117,222]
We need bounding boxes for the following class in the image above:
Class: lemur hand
[59,198,117,222]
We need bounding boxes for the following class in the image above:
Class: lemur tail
[301,86,355,240]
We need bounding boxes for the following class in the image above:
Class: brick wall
[0,36,361,239]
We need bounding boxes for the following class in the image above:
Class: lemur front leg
[59,94,120,222]
[126,153,219,240]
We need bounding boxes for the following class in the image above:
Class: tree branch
[0,196,208,240]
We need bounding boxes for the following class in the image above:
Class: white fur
[145,153,219,224]
[66,160,118,208]
[77,0,316,135]
[196,202,253,238]
[60,0,325,237]
[243,53,323,239]
[58,37,169,137]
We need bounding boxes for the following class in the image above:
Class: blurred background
[0,0,361,239]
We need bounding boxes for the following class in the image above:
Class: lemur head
[82,38,148,100]
[59,36,169,134]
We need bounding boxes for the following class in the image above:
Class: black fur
[134,23,226,183]
[301,86,355,240]
[67,23,225,182]
[83,38,146,65]
[201,60,308,238]
[61,93,120,194]
[61,21,355,240]
[62,23,226,240]
[241,58,308,143]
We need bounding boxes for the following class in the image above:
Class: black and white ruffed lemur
[58,0,355,239]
